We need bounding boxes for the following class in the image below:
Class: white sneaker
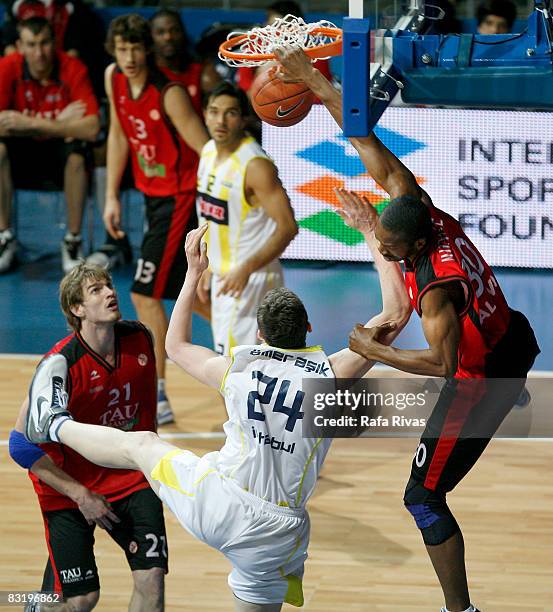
[157,390,175,425]
[61,233,84,273]
[0,229,17,273]
[87,244,125,270]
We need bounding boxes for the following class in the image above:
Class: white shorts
[211,261,284,355]
[151,449,309,606]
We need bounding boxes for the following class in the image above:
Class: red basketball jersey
[112,66,198,197]
[403,204,511,379]
[30,321,157,511]
[158,62,203,116]
[0,51,98,120]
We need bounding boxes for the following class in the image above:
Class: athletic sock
[50,415,71,442]
[441,606,477,612]
[158,378,166,397]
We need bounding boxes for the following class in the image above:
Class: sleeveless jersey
[404,204,511,379]
[196,136,276,275]
[218,344,333,508]
[29,321,157,511]
[157,62,203,116]
[112,66,198,198]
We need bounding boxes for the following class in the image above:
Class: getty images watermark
[301,377,553,439]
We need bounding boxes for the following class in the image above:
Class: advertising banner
[264,106,553,267]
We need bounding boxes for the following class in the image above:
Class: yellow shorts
[151,449,308,606]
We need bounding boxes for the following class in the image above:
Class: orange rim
[219,26,343,62]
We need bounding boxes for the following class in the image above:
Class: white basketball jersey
[196,136,277,275]
[218,344,334,509]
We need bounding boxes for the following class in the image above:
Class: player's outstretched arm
[164,85,209,156]
[328,190,412,378]
[217,158,298,298]
[273,46,421,200]
[166,225,230,389]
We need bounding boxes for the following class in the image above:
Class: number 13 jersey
[218,344,334,509]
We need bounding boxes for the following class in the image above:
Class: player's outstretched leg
[25,408,175,493]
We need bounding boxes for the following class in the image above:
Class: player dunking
[24,213,411,611]
[274,47,541,612]
[103,14,209,424]
[10,264,167,611]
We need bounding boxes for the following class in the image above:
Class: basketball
[250,70,315,127]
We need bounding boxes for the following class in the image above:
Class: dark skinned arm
[273,46,422,200]
[349,285,461,377]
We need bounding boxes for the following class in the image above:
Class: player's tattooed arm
[167,225,230,389]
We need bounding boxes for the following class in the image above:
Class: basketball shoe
[61,232,84,273]
[0,228,17,273]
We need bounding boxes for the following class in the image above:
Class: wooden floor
[1,356,552,611]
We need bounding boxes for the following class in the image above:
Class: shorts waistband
[227,478,305,519]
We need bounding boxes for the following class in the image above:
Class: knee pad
[403,477,460,546]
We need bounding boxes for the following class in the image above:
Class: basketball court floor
[0,208,551,610]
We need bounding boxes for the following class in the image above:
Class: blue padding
[8,429,45,469]
[406,503,441,529]
[342,17,371,137]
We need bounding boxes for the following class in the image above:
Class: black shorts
[408,309,540,494]
[3,137,91,190]
[131,192,197,300]
[40,487,168,599]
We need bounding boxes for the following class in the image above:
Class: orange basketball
[250,70,315,127]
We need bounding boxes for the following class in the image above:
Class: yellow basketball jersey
[196,136,276,275]
[218,344,334,508]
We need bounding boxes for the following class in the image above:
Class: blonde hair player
[24,207,411,611]
[196,81,298,355]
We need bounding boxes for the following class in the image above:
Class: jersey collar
[22,53,61,84]
[75,327,119,372]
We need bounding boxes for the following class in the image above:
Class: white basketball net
[219,14,341,67]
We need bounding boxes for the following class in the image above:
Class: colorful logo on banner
[294,126,426,245]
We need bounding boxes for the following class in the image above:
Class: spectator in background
[477,0,517,34]
[236,1,333,97]
[0,17,99,274]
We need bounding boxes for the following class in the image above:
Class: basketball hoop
[218,14,343,67]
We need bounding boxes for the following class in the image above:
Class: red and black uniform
[402,204,539,542]
[404,204,512,380]
[30,321,167,598]
[0,50,98,188]
[158,62,203,116]
[112,66,199,299]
